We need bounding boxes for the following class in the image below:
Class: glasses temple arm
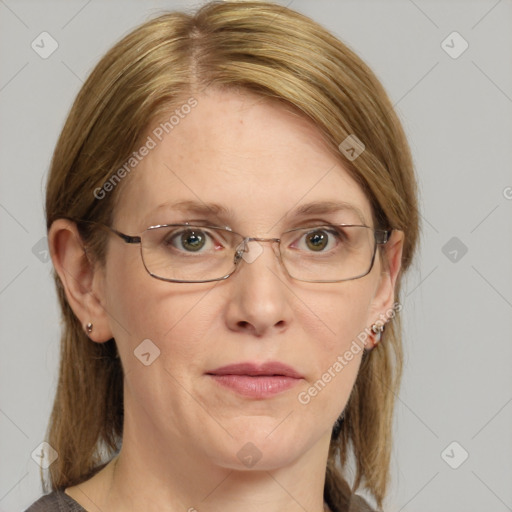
[106,226,141,244]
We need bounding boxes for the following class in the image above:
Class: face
[96,88,393,471]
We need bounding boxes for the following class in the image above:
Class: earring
[85,322,93,334]
[370,322,385,348]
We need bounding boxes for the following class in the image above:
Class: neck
[106,432,331,512]
[66,391,334,512]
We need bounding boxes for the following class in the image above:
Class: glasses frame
[82,221,394,284]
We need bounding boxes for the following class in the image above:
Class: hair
[43,2,419,510]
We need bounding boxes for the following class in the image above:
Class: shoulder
[24,491,87,512]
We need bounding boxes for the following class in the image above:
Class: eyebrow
[144,200,232,224]
[145,199,367,225]
[291,201,367,224]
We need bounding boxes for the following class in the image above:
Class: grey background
[1,0,511,510]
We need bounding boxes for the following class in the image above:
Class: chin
[206,426,315,472]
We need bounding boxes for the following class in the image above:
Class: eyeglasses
[87,222,392,283]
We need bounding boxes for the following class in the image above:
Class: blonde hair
[43,2,419,510]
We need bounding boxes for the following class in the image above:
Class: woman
[26,1,419,511]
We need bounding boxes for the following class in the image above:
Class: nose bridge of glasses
[247,236,281,244]
[234,236,282,265]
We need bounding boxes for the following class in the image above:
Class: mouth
[206,361,304,398]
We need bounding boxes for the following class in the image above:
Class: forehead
[114,88,373,231]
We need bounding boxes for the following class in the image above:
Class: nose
[223,240,293,336]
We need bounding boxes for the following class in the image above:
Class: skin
[50,87,403,512]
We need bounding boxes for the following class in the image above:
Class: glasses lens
[280,225,376,282]
[140,225,241,282]
[138,224,378,283]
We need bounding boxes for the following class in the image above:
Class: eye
[296,228,341,252]
[168,228,214,252]
[305,230,328,251]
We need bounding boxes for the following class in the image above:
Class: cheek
[103,248,220,369]
[286,281,377,428]
[305,279,376,353]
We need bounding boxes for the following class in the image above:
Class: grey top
[25,490,376,511]
[25,491,86,512]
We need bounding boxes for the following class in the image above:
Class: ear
[366,230,404,347]
[48,219,113,343]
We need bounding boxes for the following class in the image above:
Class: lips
[206,362,304,398]
[206,361,303,379]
